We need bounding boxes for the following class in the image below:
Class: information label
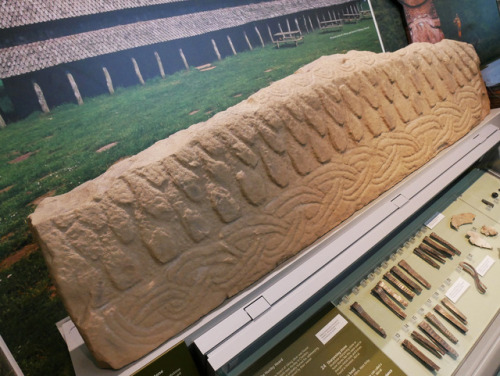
[240,304,404,376]
[446,277,470,303]
[424,212,445,229]
[315,314,348,345]
[476,255,495,277]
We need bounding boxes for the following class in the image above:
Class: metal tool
[398,259,431,289]
[411,330,444,358]
[413,248,440,269]
[391,265,423,294]
[371,285,407,320]
[441,297,467,325]
[383,272,415,300]
[419,321,459,358]
[350,302,386,338]
[434,304,468,334]
[425,312,459,344]
[402,339,441,371]
[377,281,409,307]
[430,232,461,255]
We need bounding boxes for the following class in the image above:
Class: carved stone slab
[29,40,489,369]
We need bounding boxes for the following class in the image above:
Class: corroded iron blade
[402,339,441,371]
[372,285,407,320]
[350,302,386,338]
[418,244,446,264]
[430,232,461,255]
[398,259,431,289]
[425,312,459,344]
[413,248,440,269]
[377,281,408,307]
[383,272,415,300]
[434,304,468,334]
[391,265,423,294]
[411,330,444,358]
[423,236,454,258]
[419,321,459,358]
[441,297,467,325]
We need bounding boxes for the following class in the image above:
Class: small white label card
[476,255,495,277]
[315,314,348,345]
[425,212,445,229]
[446,277,470,303]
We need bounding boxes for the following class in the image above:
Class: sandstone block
[29,39,489,369]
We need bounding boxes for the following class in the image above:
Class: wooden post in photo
[267,25,274,42]
[328,10,333,20]
[131,58,145,85]
[295,18,301,34]
[66,72,83,105]
[102,67,114,94]
[303,16,309,33]
[179,48,189,71]
[244,31,253,50]
[227,35,237,55]
[33,82,50,113]
[0,113,6,128]
[154,51,165,78]
[211,39,221,60]
[278,23,284,33]
[286,18,291,32]
[254,26,264,47]
[308,16,314,31]
[316,14,321,28]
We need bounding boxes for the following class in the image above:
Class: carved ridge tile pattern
[29,40,489,369]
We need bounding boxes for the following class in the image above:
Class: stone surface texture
[29,39,490,369]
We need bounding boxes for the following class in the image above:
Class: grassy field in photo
[0,20,380,375]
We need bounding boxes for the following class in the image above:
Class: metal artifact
[411,331,444,358]
[430,232,461,255]
[441,297,467,324]
[383,272,415,300]
[376,281,409,307]
[390,265,423,293]
[418,243,446,263]
[423,236,454,258]
[398,259,431,289]
[402,339,441,371]
[434,305,468,334]
[372,286,407,320]
[459,261,487,294]
[418,321,459,358]
[425,312,459,344]
[413,248,441,269]
[350,302,387,338]
[481,199,494,208]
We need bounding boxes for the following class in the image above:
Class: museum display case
[59,109,500,375]
[193,109,500,376]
